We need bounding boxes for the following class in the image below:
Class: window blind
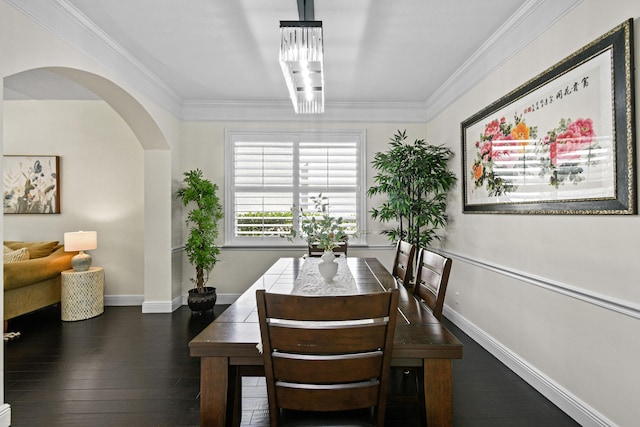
[233,141,294,238]
[226,131,364,245]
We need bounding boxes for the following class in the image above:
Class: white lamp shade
[64,231,98,252]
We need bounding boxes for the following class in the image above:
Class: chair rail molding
[438,249,640,320]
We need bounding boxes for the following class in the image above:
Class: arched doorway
[2,67,174,312]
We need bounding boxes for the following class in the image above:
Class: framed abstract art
[3,155,61,214]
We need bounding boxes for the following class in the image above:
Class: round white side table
[61,267,104,321]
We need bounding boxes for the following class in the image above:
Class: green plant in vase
[287,194,348,252]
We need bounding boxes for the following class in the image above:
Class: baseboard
[141,299,176,313]
[443,306,614,427]
[104,295,144,306]
[0,403,11,427]
[106,294,240,310]
[171,295,182,312]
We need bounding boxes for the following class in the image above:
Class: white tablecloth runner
[292,256,357,295]
[257,256,359,353]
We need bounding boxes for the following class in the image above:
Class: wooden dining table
[189,257,463,426]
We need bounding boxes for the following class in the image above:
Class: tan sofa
[3,241,76,321]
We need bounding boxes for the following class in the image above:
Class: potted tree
[176,169,223,312]
[368,129,457,250]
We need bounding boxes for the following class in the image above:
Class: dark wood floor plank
[4,304,580,426]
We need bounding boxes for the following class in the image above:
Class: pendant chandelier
[279,1,324,114]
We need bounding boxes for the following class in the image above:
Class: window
[225,130,366,246]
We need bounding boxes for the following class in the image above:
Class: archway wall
[4,100,146,301]
[1,1,181,306]
[0,2,178,151]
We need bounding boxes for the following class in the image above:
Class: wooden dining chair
[413,248,453,321]
[256,289,399,427]
[392,240,416,287]
[387,248,453,423]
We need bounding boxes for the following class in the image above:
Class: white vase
[318,251,338,282]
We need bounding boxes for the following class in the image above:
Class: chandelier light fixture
[279,20,324,114]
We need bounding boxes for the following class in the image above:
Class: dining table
[189,256,463,426]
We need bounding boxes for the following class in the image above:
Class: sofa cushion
[4,247,30,264]
[4,246,74,292]
[4,241,59,259]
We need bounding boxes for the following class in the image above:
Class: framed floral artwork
[461,19,636,214]
[3,155,61,214]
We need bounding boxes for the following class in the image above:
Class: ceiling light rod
[297,0,314,21]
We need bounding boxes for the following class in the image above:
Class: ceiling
[3,0,579,120]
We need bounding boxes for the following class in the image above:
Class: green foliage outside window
[237,211,292,236]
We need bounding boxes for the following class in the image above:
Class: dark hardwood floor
[4,305,580,426]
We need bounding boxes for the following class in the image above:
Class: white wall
[3,100,145,299]
[178,120,428,298]
[0,0,181,312]
[3,0,639,425]
[3,106,431,302]
[426,1,640,425]
[0,3,178,424]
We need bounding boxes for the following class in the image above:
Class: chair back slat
[264,293,392,321]
[268,323,388,354]
[413,249,452,321]
[257,289,399,427]
[276,382,379,412]
[392,240,416,287]
[273,351,383,383]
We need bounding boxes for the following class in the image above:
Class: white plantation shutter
[226,130,365,245]
[233,141,294,238]
[298,142,358,232]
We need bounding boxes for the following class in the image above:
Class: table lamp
[64,231,97,272]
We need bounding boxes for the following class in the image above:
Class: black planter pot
[187,287,217,313]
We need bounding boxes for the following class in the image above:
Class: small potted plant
[287,194,349,281]
[176,169,223,312]
[288,194,348,251]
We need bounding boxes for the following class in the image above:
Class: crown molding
[6,0,581,123]
[181,100,428,122]
[5,0,184,117]
[425,0,582,121]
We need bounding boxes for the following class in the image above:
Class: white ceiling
[3,0,580,120]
